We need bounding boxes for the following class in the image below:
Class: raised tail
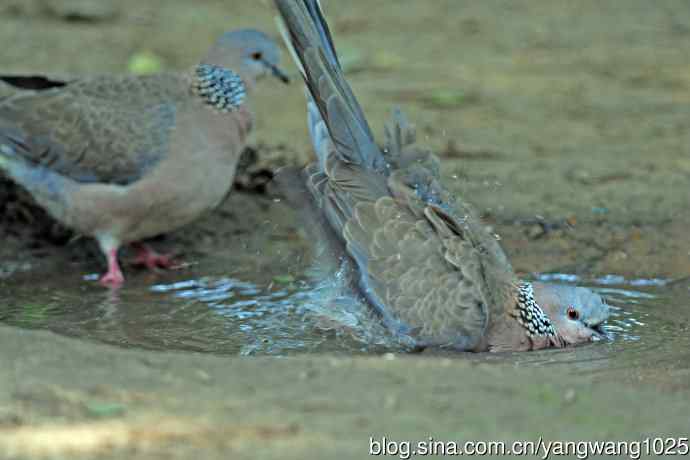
[274,0,386,172]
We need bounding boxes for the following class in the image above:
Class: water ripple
[1,268,688,375]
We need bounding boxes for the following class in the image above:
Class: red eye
[567,307,579,320]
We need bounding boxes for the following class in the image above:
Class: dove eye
[567,307,579,320]
[251,52,263,60]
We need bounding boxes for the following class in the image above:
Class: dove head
[528,282,610,346]
[204,29,289,87]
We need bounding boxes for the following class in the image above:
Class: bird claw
[131,243,180,271]
[133,252,177,270]
[99,270,124,288]
[99,247,125,288]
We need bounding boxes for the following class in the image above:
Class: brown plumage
[274,0,609,351]
[0,29,288,287]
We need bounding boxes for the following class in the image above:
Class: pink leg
[131,242,175,270]
[100,248,125,287]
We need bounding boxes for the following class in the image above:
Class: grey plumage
[0,28,288,286]
[274,0,609,352]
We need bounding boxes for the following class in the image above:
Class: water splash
[1,268,688,376]
[534,272,672,287]
[147,262,399,355]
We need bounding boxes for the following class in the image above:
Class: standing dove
[0,29,288,287]
[274,0,609,352]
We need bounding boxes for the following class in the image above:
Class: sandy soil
[1,0,689,458]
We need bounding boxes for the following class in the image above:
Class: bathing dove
[274,0,609,351]
[0,29,288,287]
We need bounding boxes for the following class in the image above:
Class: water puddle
[476,273,690,378]
[1,257,689,380]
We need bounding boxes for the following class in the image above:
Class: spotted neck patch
[194,64,245,112]
[516,282,556,338]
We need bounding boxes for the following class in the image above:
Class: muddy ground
[0,0,689,458]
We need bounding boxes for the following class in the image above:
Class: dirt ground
[1,0,689,458]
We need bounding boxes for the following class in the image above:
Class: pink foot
[99,248,125,287]
[131,243,176,270]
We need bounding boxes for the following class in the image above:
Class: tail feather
[301,0,373,140]
[302,0,340,69]
[274,0,383,171]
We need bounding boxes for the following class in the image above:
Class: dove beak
[589,323,608,341]
[262,59,290,83]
